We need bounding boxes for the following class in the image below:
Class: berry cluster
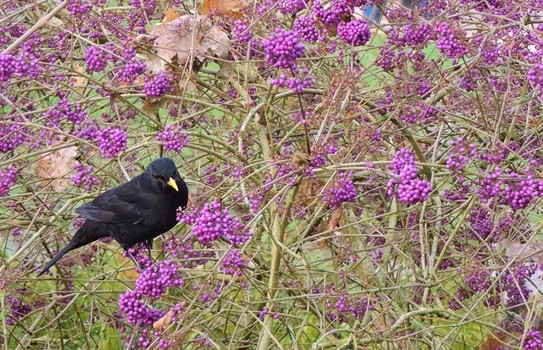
[232,20,252,43]
[500,263,536,307]
[85,46,107,72]
[481,142,509,163]
[75,119,100,141]
[400,103,436,124]
[446,138,477,173]
[312,0,358,27]
[450,264,536,311]
[259,308,269,319]
[203,165,220,185]
[387,149,432,204]
[195,334,212,347]
[389,22,432,47]
[0,165,17,196]
[262,28,305,69]
[324,171,357,209]
[465,269,492,292]
[247,191,264,214]
[503,173,541,210]
[482,44,500,65]
[169,302,184,322]
[476,167,503,202]
[117,58,146,83]
[320,285,372,323]
[0,53,17,83]
[261,27,315,92]
[118,290,165,325]
[66,0,92,17]
[156,124,189,153]
[397,179,433,204]
[123,244,153,270]
[271,68,313,93]
[135,260,183,300]
[44,98,88,126]
[388,149,417,180]
[278,0,307,15]
[293,16,319,43]
[0,122,27,153]
[435,22,469,59]
[118,259,184,327]
[98,127,127,158]
[333,293,369,320]
[6,294,32,326]
[467,207,495,241]
[522,328,543,350]
[71,162,100,191]
[180,201,252,247]
[528,64,543,91]
[144,71,172,97]
[134,328,152,348]
[130,0,158,32]
[220,250,247,276]
[337,19,371,46]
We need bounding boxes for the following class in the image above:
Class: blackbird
[38,157,188,276]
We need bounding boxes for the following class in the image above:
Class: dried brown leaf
[504,238,543,260]
[72,64,87,94]
[480,333,507,350]
[148,15,230,73]
[298,177,324,208]
[36,144,77,192]
[153,311,174,331]
[201,24,230,59]
[292,153,307,166]
[178,78,197,94]
[327,207,343,231]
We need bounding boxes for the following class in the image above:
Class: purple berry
[0,165,17,196]
[71,163,100,191]
[144,71,172,97]
[85,46,107,72]
[337,19,371,46]
[98,127,127,158]
[324,171,357,209]
[220,250,247,276]
[156,125,189,153]
[262,28,305,69]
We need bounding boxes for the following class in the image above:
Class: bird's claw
[145,239,153,261]
[126,249,143,273]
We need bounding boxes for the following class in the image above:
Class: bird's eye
[153,173,165,181]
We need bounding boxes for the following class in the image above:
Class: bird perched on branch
[38,157,188,276]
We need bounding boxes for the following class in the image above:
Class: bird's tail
[38,221,109,276]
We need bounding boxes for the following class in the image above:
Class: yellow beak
[167,177,179,191]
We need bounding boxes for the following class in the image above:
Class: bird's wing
[75,183,147,225]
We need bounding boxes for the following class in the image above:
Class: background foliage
[1,0,543,349]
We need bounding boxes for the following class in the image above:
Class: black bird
[38,157,188,276]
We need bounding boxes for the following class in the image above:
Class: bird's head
[145,157,183,192]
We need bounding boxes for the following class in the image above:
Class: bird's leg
[145,239,153,261]
[124,247,143,273]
